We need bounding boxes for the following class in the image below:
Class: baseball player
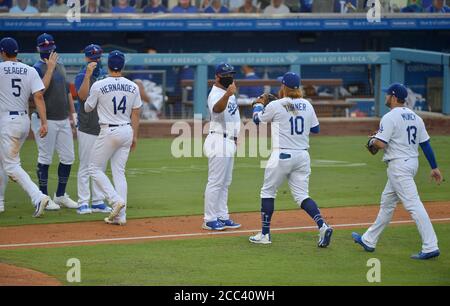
[249,72,333,247]
[352,83,443,260]
[85,50,142,225]
[31,33,78,211]
[74,44,110,215]
[202,63,241,231]
[0,37,53,217]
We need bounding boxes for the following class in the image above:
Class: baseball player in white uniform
[85,50,142,225]
[353,83,443,260]
[249,72,333,247]
[31,33,78,211]
[0,37,53,217]
[203,63,241,231]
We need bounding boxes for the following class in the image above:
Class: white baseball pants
[89,125,132,219]
[203,133,236,223]
[0,112,45,206]
[31,114,75,165]
[77,130,105,206]
[260,149,311,205]
[362,158,439,253]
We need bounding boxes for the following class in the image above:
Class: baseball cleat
[218,218,241,229]
[45,198,61,211]
[91,203,112,213]
[105,202,125,223]
[33,196,50,218]
[318,224,333,248]
[77,204,92,215]
[104,216,126,226]
[410,250,440,260]
[54,193,78,209]
[352,232,375,252]
[249,232,272,244]
[202,220,225,231]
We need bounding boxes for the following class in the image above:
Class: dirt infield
[0,201,449,285]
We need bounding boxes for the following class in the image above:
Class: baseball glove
[251,93,278,108]
[366,137,379,155]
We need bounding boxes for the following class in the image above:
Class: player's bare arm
[32,90,48,138]
[135,79,151,103]
[212,82,236,113]
[77,62,96,101]
[131,107,141,151]
[41,51,58,92]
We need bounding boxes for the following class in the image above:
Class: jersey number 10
[112,96,127,115]
[289,116,304,135]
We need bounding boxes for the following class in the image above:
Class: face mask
[92,60,102,78]
[219,76,234,88]
[40,52,51,60]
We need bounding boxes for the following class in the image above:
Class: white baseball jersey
[375,107,429,162]
[0,61,44,112]
[256,97,319,150]
[208,85,241,137]
[85,77,142,125]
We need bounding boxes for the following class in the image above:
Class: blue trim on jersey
[420,140,438,169]
[252,104,264,125]
[374,136,388,144]
[310,124,320,134]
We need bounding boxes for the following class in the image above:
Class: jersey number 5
[112,96,127,115]
[11,79,21,97]
[289,116,304,135]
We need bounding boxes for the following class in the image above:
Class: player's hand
[39,123,48,138]
[131,137,138,151]
[45,52,58,71]
[225,82,237,97]
[430,168,443,185]
[85,62,97,77]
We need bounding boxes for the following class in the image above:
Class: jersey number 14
[112,96,127,114]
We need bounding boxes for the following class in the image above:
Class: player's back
[91,76,140,125]
[265,97,319,151]
[0,61,43,112]
[379,107,428,161]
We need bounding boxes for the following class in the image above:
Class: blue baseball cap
[0,37,19,56]
[215,63,236,76]
[278,72,300,89]
[37,33,56,52]
[383,83,408,100]
[84,44,103,60]
[108,50,125,72]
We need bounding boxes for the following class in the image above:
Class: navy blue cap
[108,50,125,72]
[383,83,408,100]
[0,37,19,56]
[215,63,236,76]
[84,44,103,60]
[37,33,56,52]
[278,72,300,89]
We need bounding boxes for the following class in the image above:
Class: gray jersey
[33,60,70,121]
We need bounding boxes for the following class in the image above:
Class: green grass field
[0,224,448,285]
[0,136,449,286]
[0,136,449,226]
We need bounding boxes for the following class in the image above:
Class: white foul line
[0,217,449,249]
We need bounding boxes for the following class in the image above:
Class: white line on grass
[1,217,449,249]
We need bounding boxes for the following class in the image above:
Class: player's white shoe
[105,202,125,223]
[33,196,50,218]
[45,198,61,211]
[318,223,333,248]
[249,232,272,244]
[54,193,78,209]
[104,216,126,226]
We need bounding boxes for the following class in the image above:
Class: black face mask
[40,52,51,60]
[219,76,234,88]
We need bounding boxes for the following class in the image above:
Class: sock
[36,163,49,195]
[301,198,325,229]
[56,163,71,197]
[261,198,275,235]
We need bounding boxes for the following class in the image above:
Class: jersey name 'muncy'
[99,83,137,95]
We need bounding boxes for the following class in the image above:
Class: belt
[210,131,237,142]
[9,111,27,115]
[107,123,130,128]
